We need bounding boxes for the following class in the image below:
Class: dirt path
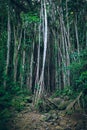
[8,103,87,130]
[11,111,46,130]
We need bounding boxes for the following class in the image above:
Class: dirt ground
[8,104,87,130]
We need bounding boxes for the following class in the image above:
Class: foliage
[0,86,12,130]
[21,12,40,25]
[52,86,78,99]
[69,49,87,111]
[0,83,32,129]
[76,71,87,90]
[70,49,87,91]
[11,96,25,111]
[52,89,62,98]
[0,0,87,128]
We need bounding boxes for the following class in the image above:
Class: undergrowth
[0,84,32,130]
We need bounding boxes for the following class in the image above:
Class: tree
[0,0,87,106]
[34,0,48,103]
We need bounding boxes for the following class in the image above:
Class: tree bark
[13,25,22,82]
[4,3,11,87]
[34,0,48,103]
[35,12,41,88]
[74,14,80,55]
[20,29,26,88]
[29,40,35,90]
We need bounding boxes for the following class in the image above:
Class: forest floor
[8,97,87,130]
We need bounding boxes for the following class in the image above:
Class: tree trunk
[66,0,71,50]
[59,6,70,87]
[74,14,80,55]
[29,40,35,90]
[13,25,22,82]
[4,3,11,87]
[20,29,26,88]
[86,31,87,47]
[35,13,41,88]
[34,0,48,103]
[59,7,66,88]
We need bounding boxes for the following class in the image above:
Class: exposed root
[65,92,83,113]
[44,97,59,109]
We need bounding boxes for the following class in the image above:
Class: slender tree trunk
[66,0,71,50]
[86,31,87,47]
[35,13,41,88]
[47,28,50,92]
[74,14,80,55]
[35,0,48,103]
[59,6,70,87]
[4,3,11,87]
[58,48,62,90]
[29,40,35,90]
[39,0,47,92]
[20,29,26,88]
[58,47,65,89]
[65,1,71,86]
[64,29,70,86]
[55,38,58,90]
[59,8,66,88]
[52,28,58,90]
[13,25,22,82]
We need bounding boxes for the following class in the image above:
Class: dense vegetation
[0,0,87,129]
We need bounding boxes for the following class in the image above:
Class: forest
[0,0,87,130]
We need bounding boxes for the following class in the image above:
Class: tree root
[65,92,83,113]
[44,98,59,109]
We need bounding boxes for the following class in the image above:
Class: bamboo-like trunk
[20,29,26,88]
[59,6,71,87]
[59,7,66,88]
[13,25,22,82]
[66,0,71,50]
[74,14,80,55]
[4,4,11,87]
[39,0,47,94]
[35,0,48,103]
[35,13,41,87]
[29,40,35,90]
[86,31,87,47]
[52,28,58,90]
[58,47,65,89]
[58,49,62,90]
